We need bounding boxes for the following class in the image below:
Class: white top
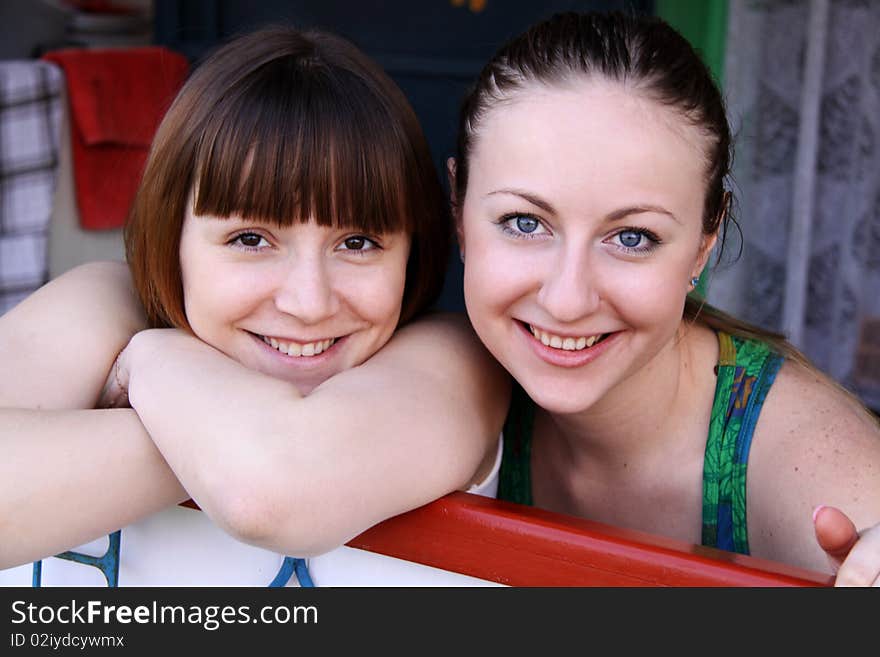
[0,437,504,587]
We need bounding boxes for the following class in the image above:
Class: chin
[285,373,330,396]
[513,374,603,416]
[529,390,597,416]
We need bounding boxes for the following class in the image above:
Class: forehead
[468,80,709,217]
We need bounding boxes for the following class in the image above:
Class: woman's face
[179,203,410,394]
[459,80,715,415]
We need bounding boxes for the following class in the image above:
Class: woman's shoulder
[59,259,130,281]
[711,325,879,488]
[746,354,880,569]
[0,260,146,408]
[48,261,146,331]
[383,311,498,367]
[761,358,877,439]
[1,260,141,332]
[750,357,880,513]
[395,311,476,340]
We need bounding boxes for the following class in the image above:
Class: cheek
[180,257,258,338]
[463,225,515,307]
[602,259,690,330]
[179,254,212,330]
[352,258,408,327]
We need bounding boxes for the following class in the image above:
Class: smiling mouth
[258,334,337,357]
[525,323,609,351]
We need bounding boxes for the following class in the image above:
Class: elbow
[206,476,352,557]
[206,478,291,547]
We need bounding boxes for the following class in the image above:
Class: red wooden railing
[347,492,834,587]
[182,493,832,586]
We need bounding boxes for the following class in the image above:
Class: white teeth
[528,325,604,352]
[261,335,336,358]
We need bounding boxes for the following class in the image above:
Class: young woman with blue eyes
[450,12,880,585]
[0,27,508,584]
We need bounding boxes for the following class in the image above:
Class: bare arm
[0,408,186,568]
[0,261,145,409]
[119,313,510,556]
[0,262,187,568]
[747,360,880,579]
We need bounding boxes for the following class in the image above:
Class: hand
[813,505,880,586]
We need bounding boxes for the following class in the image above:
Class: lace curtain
[709,0,880,411]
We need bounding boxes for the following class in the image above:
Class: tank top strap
[498,382,535,506]
[702,332,785,554]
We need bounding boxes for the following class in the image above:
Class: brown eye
[338,235,379,252]
[232,232,268,249]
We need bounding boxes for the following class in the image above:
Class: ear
[692,230,718,282]
[699,230,718,268]
[446,157,465,255]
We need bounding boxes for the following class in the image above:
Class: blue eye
[499,214,547,239]
[618,230,643,248]
[610,228,661,254]
[515,216,539,233]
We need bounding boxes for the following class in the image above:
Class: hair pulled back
[455,11,731,238]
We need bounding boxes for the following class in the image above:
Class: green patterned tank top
[498,331,784,555]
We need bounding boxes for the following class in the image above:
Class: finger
[813,505,858,565]
[833,524,880,587]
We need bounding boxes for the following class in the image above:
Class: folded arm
[121,313,510,556]
[0,408,187,568]
[0,262,187,568]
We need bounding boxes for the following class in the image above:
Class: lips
[518,321,619,368]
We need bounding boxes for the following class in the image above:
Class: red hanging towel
[42,47,189,230]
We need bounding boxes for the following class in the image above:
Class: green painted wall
[656,0,728,295]
[656,0,728,85]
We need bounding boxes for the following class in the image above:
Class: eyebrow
[607,205,681,225]
[487,189,556,214]
[487,188,680,224]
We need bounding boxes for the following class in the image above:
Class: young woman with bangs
[0,26,507,585]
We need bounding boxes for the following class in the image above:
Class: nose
[273,254,340,325]
[535,244,600,323]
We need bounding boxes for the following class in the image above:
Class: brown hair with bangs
[126,26,449,329]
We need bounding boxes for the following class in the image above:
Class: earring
[689,276,699,289]
[459,250,465,264]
